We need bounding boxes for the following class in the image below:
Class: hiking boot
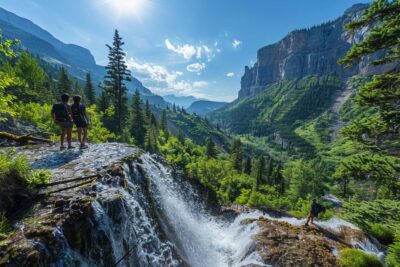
[60,146,66,151]
[80,144,88,149]
[67,146,75,149]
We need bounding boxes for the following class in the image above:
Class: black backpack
[52,103,69,122]
[71,104,86,122]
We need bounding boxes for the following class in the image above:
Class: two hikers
[305,198,325,226]
[51,94,89,150]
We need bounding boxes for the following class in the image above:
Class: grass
[339,248,382,267]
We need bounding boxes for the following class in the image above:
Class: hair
[61,93,69,102]
[73,95,82,104]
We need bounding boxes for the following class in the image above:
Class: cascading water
[140,154,265,267]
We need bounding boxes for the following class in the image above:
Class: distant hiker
[71,95,89,149]
[52,93,74,150]
[305,198,325,226]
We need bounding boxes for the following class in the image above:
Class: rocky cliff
[238,3,390,98]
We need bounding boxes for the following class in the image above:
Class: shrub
[386,233,400,267]
[339,248,382,267]
[370,223,394,245]
[27,169,51,189]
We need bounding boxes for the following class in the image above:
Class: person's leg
[67,127,73,148]
[60,128,66,149]
[305,214,311,226]
[310,215,315,224]
[77,128,83,145]
[82,127,88,146]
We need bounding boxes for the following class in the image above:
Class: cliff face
[238,3,386,98]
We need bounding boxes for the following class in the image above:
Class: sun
[103,0,150,19]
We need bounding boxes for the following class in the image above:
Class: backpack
[52,103,69,122]
[71,104,86,122]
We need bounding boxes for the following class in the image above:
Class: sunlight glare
[103,0,149,19]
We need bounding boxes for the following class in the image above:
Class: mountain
[0,7,168,107]
[163,94,200,108]
[238,3,391,99]
[187,100,228,116]
[211,3,398,155]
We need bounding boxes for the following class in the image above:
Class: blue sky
[0,0,369,101]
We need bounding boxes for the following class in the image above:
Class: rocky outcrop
[238,3,393,98]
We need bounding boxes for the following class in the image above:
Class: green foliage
[231,138,243,171]
[57,67,72,96]
[283,159,326,199]
[339,248,382,267]
[0,212,9,235]
[84,73,96,105]
[86,105,116,143]
[0,150,32,213]
[386,233,400,267]
[130,90,146,146]
[14,102,59,134]
[205,138,218,159]
[370,223,395,245]
[211,75,341,154]
[27,169,51,189]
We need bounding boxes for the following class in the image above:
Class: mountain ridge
[0,7,169,106]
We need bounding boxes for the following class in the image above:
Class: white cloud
[165,39,218,61]
[186,62,206,72]
[193,81,209,87]
[232,39,241,48]
[226,72,235,77]
[165,39,197,60]
[127,57,211,96]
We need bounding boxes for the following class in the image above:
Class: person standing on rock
[71,95,89,149]
[305,198,325,226]
[51,93,74,150]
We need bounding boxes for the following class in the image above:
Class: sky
[0,0,370,101]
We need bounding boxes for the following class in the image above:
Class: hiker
[305,198,325,226]
[51,93,74,150]
[71,95,89,149]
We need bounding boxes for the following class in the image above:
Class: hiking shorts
[57,121,73,128]
[74,120,88,128]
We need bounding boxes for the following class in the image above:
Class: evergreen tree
[339,0,400,152]
[145,99,152,124]
[160,109,169,139]
[57,67,71,97]
[244,157,252,175]
[177,130,185,144]
[173,103,176,112]
[84,73,96,105]
[206,138,218,159]
[145,113,159,153]
[103,29,131,134]
[73,81,86,102]
[97,83,109,112]
[253,155,266,191]
[130,90,146,146]
[231,138,243,172]
[337,0,400,197]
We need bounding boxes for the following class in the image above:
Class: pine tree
[339,0,400,153]
[231,138,243,172]
[177,130,185,144]
[206,138,218,159]
[244,157,252,175]
[57,67,71,97]
[84,73,96,105]
[173,104,176,112]
[130,90,146,146]
[97,83,109,112]
[253,155,266,191]
[145,113,159,153]
[337,0,400,197]
[145,99,152,124]
[160,109,169,139]
[103,29,131,134]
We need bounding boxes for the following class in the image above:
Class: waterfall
[140,154,265,267]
